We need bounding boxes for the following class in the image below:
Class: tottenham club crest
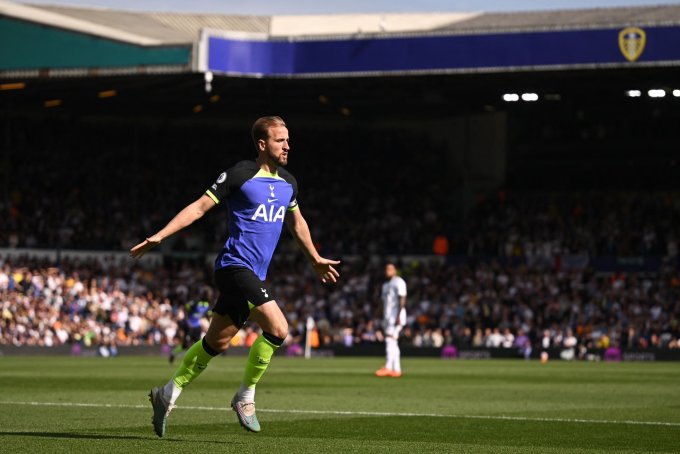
[619,27,646,62]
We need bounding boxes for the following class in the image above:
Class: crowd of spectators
[1,120,446,256]
[8,118,680,260]
[2,255,678,354]
[0,256,209,350]
[2,118,680,355]
[458,191,680,261]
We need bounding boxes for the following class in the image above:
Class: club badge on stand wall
[619,27,646,62]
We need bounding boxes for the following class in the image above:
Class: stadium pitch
[0,356,678,453]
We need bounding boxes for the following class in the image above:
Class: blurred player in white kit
[375,262,407,378]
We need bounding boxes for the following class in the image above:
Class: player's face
[385,264,396,278]
[263,125,290,166]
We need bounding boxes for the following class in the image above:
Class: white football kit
[382,276,407,338]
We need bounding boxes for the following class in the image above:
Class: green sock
[241,335,280,392]
[172,339,216,389]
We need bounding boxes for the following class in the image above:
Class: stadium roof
[25,4,271,45]
[5,2,680,44]
[2,1,680,78]
[435,5,680,33]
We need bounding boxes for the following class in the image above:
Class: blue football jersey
[205,160,298,280]
[186,301,211,329]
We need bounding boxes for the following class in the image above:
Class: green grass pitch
[0,355,678,453]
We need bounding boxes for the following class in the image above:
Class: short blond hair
[251,116,286,150]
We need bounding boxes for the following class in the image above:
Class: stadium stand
[434,5,680,31]
[2,2,680,359]
[2,255,679,353]
[9,2,680,42]
[0,119,446,254]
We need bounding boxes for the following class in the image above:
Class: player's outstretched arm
[130,195,216,259]
[285,208,340,283]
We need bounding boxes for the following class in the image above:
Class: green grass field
[0,356,678,453]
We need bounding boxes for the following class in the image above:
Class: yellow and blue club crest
[618,27,646,62]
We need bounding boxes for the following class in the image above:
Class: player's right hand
[130,236,162,259]
[398,308,407,327]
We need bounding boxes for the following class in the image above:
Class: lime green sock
[172,339,217,389]
[241,335,280,391]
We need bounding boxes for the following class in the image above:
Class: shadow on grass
[0,431,235,444]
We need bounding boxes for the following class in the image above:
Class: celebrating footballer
[131,116,340,435]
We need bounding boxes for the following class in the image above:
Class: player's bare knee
[204,327,237,353]
[276,313,289,339]
[265,319,287,341]
[262,330,286,346]
[252,300,288,339]
[202,336,228,355]
[214,339,231,352]
[263,315,288,342]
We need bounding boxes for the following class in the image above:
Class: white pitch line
[1,401,679,428]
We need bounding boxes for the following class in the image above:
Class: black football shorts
[213,266,275,327]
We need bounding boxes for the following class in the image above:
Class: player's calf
[232,330,285,432]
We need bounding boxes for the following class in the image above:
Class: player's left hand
[313,257,341,283]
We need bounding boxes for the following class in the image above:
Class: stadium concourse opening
[3,65,680,192]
